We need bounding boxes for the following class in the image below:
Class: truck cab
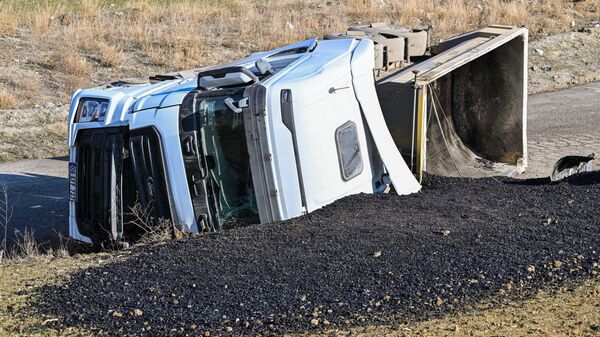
[68,38,419,245]
[68,25,528,246]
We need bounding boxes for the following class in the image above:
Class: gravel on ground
[36,172,600,336]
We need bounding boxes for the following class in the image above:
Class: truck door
[278,52,376,211]
[179,88,260,232]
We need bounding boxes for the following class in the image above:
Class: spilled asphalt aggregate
[37,173,600,336]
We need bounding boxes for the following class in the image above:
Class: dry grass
[0,14,19,38]
[0,107,67,162]
[127,199,175,244]
[95,42,125,67]
[301,278,600,336]
[0,0,598,109]
[0,0,598,161]
[45,52,90,76]
[0,90,18,109]
[0,253,101,336]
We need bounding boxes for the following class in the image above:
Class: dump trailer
[67,25,528,245]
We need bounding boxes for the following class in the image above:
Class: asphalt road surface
[1,82,599,244]
[0,157,69,246]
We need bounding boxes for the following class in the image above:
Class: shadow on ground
[0,173,68,246]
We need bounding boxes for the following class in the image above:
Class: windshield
[198,93,259,228]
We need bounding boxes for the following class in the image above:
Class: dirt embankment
[529,25,600,94]
[36,173,600,336]
[2,24,600,163]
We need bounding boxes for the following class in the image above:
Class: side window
[335,121,363,181]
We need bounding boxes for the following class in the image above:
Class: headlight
[77,98,110,123]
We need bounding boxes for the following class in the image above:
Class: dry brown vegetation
[0,0,599,161]
[302,278,600,336]
[0,0,598,163]
[0,0,599,108]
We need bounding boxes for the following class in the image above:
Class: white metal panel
[267,39,376,212]
[350,39,421,195]
[128,106,199,233]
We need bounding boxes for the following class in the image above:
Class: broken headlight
[77,98,110,123]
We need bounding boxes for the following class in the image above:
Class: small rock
[373,251,382,258]
[286,22,295,30]
[323,319,330,326]
[436,297,444,306]
[131,309,143,317]
[527,265,535,273]
[112,311,123,318]
[44,102,55,109]
[310,318,319,326]
[243,321,250,329]
[534,48,544,56]
[554,260,563,268]
[172,299,179,305]
[225,327,233,332]
[58,13,74,26]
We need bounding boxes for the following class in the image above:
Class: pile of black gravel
[37,173,600,336]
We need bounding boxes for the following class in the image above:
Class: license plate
[69,162,77,202]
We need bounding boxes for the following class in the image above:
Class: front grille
[75,127,171,245]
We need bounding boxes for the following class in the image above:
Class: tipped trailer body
[67,25,528,245]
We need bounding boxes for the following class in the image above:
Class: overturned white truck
[67,25,528,245]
